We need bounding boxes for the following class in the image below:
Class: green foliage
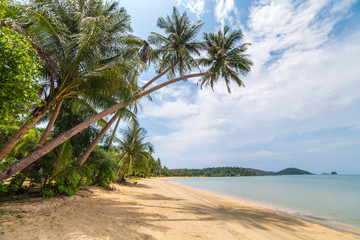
[0,0,7,17]
[8,173,26,192]
[0,124,20,147]
[50,141,74,180]
[148,157,163,176]
[0,183,9,197]
[161,166,171,176]
[41,187,54,198]
[275,168,312,175]
[116,122,153,181]
[51,100,100,158]
[199,26,253,93]
[0,26,42,122]
[55,176,79,196]
[85,147,117,187]
[170,167,257,177]
[148,7,203,77]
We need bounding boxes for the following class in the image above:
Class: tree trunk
[119,167,127,183]
[0,72,213,182]
[142,63,176,89]
[34,124,39,138]
[114,165,128,183]
[107,115,121,152]
[38,99,63,145]
[77,114,118,165]
[0,104,53,161]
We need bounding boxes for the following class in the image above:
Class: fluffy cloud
[177,0,206,18]
[214,0,240,27]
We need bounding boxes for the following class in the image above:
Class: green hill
[245,168,274,176]
[170,167,257,177]
[275,168,312,175]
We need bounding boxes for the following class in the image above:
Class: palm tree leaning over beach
[0,0,141,159]
[77,6,206,165]
[0,6,253,182]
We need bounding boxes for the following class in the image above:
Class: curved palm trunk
[0,104,53,161]
[107,115,121,152]
[76,64,174,163]
[38,99,63,145]
[142,63,176,89]
[0,72,213,182]
[114,163,128,183]
[77,114,118,165]
[119,167,127,183]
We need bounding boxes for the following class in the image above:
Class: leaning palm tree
[114,123,153,183]
[75,68,141,165]
[0,8,252,182]
[0,0,142,159]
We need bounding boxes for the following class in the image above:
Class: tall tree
[0,0,141,159]
[0,7,252,182]
[114,123,153,182]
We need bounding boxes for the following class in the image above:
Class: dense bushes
[85,147,117,187]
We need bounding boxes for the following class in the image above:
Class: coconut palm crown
[199,26,253,93]
[148,7,203,77]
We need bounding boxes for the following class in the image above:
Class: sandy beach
[0,178,358,240]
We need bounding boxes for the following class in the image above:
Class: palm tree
[75,69,140,165]
[199,26,253,93]
[0,0,142,159]
[114,123,153,183]
[0,8,252,182]
[147,7,203,79]
[76,7,204,164]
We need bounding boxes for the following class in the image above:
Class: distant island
[321,171,338,175]
[275,168,312,175]
[169,167,313,177]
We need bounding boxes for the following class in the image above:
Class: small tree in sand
[114,123,153,183]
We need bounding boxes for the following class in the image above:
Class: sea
[169,175,360,232]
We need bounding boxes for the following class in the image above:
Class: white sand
[0,178,358,240]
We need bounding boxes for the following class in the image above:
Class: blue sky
[119,0,360,174]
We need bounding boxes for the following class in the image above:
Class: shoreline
[166,176,360,234]
[0,178,358,239]
[165,177,360,235]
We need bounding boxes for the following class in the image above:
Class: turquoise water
[169,175,360,231]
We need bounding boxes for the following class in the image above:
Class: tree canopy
[0,26,42,122]
[0,2,252,185]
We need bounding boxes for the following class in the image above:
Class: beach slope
[0,178,358,240]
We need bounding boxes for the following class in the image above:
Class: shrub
[55,177,79,196]
[0,183,8,197]
[41,188,54,198]
[85,147,117,187]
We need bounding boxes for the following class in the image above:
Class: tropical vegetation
[170,167,257,177]
[0,0,252,198]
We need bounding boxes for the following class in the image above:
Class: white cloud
[214,0,240,27]
[178,0,206,18]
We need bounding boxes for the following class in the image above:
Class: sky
[119,0,360,174]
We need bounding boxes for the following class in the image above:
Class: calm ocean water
[169,175,360,231]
